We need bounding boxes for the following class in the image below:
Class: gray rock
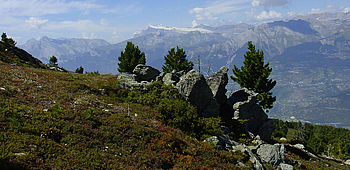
[133,64,160,82]
[162,70,181,85]
[243,147,265,170]
[117,74,149,91]
[203,134,239,151]
[202,99,220,118]
[345,159,350,165]
[75,66,84,74]
[206,66,229,105]
[257,144,285,167]
[229,89,268,133]
[279,163,295,170]
[176,70,212,113]
[258,119,274,142]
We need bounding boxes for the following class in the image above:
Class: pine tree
[1,32,16,46]
[118,41,146,73]
[162,46,194,73]
[49,55,58,66]
[231,41,276,111]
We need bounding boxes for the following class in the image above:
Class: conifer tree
[1,32,16,46]
[118,41,146,73]
[49,55,58,66]
[231,41,276,111]
[162,46,194,73]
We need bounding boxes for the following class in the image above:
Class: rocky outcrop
[176,70,213,113]
[257,144,285,167]
[133,64,160,82]
[75,66,84,74]
[206,66,229,105]
[221,88,272,140]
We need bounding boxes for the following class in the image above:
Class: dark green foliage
[126,81,221,140]
[117,41,146,73]
[231,41,276,110]
[49,55,58,66]
[1,32,16,46]
[162,46,194,73]
[273,119,350,160]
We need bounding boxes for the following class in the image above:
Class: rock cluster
[118,64,273,140]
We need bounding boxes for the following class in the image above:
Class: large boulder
[206,66,229,105]
[175,70,212,113]
[133,64,160,82]
[257,144,285,167]
[226,88,268,133]
[117,74,149,91]
[258,119,274,142]
[161,70,185,86]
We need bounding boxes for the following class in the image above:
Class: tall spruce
[162,46,194,73]
[231,41,276,111]
[118,41,146,73]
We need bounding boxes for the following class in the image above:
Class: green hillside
[1,44,350,169]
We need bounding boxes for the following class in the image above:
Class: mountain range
[20,11,350,128]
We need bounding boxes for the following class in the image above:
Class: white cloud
[251,0,291,8]
[344,7,350,13]
[287,11,296,17]
[25,17,49,30]
[189,0,250,21]
[246,8,282,22]
[310,8,322,14]
[192,20,199,28]
[82,32,98,39]
[255,10,282,21]
[1,0,103,17]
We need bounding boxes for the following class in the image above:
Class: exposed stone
[257,144,285,167]
[293,144,305,150]
[279,163,295,170]
[203,134,238,151]
[14,153,26,156]
[117,74,149,91]
[345,159,350,165]
[175,70,212,113]
[258,119,274,142]
[162,70,181,85]
[202,99,220,117]
[229,88,268,133]
[133,64,160,82]
[206,66,229,105]
[243,147,264,170]
[75,66,84,74]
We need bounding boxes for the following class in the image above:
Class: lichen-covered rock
[162,70,181,85]
[133,64,160,82]
[206,66,229,105]
[203,134,239,151]
[202,99,220,118]
[117,74,149,90]
[227,88,268,133]
[257,144,285,167]
[175,70,212,113]
[279,163,295,170]
[258,119,274,142]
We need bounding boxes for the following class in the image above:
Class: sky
[0,0,349,45]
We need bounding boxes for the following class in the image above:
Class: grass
[0,61,251,169]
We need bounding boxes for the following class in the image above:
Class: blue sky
[0,0,349,45]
